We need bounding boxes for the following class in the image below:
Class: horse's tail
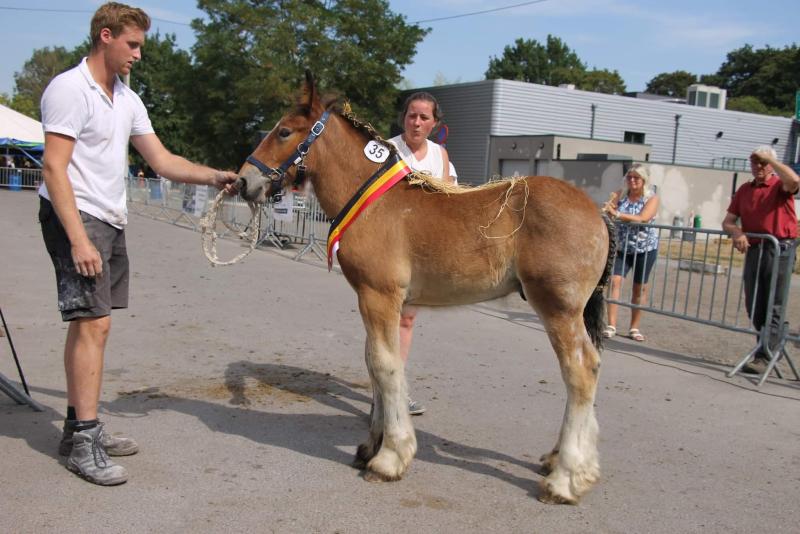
[583,212,617,350]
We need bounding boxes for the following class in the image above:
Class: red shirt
[727,174,798,244]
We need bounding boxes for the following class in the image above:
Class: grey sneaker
[59,419,139,457]
[66,424,128,486]
[741,355,771,375]
[408,397,426,416]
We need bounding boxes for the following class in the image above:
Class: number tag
[363,140,389,163]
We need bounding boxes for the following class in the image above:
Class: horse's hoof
[364,468,402,482]
[538,451,558,476]
[354,443,376,468]
[364,469,392,482]
[537,480,578,505]
[365,449,406,482]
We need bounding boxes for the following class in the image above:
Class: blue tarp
[0,138,43,152]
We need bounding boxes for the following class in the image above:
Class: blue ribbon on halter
[245,110,331,190]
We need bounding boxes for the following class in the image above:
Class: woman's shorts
[39,197,129,322]
[612,248,658,284]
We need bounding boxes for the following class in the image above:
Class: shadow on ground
[5,360,547,498]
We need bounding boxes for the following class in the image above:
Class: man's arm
[752,148,800,194]
[42,132,103,277]
[131,133,238,191]
[722,211,749,253]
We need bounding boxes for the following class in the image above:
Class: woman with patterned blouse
[603,164,660,342]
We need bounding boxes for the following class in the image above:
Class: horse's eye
[278,127,291,139]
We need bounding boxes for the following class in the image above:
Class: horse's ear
[300,69,317,112]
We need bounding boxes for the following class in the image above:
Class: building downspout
[590,104,597,139]
[672,114,682,164]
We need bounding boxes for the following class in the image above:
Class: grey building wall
[421,79,796,185]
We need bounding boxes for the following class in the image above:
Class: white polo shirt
[39,57,154,227]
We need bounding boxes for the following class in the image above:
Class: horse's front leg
[353,349,383,469]
[354,287,417,481]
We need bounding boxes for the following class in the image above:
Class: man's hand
[750,148,776,167]
[211,171,240,194]
[732,234,749,254]
[71,240,103,277]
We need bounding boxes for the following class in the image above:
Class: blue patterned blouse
[616,194,659,254]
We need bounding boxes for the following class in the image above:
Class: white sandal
[602,325,617,339]
[628,328,645,342]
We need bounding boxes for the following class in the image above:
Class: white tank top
[389,135,445,179]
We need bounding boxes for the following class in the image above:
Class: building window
[697,91,708,107]
[709,93,720,109]
[624,131,645,144]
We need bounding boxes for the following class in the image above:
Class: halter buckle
[311,120,325,136]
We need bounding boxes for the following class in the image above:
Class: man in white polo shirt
[39,2,238,486]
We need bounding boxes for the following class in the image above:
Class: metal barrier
[0,167,42,190]
[126,177,329,259]
[126,180,798,385]
[608,221,799,385]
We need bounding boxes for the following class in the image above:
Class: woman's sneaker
[59,419,139,457]
[408,397,426,416]
[66,424,128,486]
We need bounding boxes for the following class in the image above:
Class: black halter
[245,110,331,199]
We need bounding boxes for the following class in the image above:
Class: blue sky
[1,0,798,98]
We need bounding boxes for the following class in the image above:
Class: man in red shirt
[723,146,799,374]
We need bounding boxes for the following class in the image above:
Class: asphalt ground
[1,188,799,533]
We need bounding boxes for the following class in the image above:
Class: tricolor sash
[327,154,411,270]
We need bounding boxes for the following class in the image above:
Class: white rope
[478,177,529,239]
[199,189,262,266]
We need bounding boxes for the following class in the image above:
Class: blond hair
[90,2,150,49]
[624,164,654,199]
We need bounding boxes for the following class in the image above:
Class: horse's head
[238,70,328,204]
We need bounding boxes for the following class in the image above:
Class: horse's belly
[407,268,518,306]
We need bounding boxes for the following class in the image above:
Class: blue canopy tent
[0,104,44,167]
[0,138,43,167]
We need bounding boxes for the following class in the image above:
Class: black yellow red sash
[327,155,411,270]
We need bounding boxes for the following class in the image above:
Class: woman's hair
[397,92,443,128]
[90,2,151,49]
[624,163,654,199]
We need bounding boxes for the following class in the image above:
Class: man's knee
[72,316,112,340]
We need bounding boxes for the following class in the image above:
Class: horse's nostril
[237,177,247,195]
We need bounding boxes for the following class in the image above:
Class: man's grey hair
[752,145,777,159]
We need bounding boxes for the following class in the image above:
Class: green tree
[645,70,697,97]
[726,95,771,115]
[128,32,198,162]
[579,69,626,94]
[711,44,799,115]
[485,35,587,86]
[188,0,428,168]
[12,46,74,120]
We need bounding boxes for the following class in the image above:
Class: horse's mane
[325,100,517,195]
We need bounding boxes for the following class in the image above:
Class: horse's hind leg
[354,287,417,481]
[537,311,601,504]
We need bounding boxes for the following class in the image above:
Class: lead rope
[200,189,262,266]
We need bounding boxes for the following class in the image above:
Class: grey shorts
[38,197,129,321]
